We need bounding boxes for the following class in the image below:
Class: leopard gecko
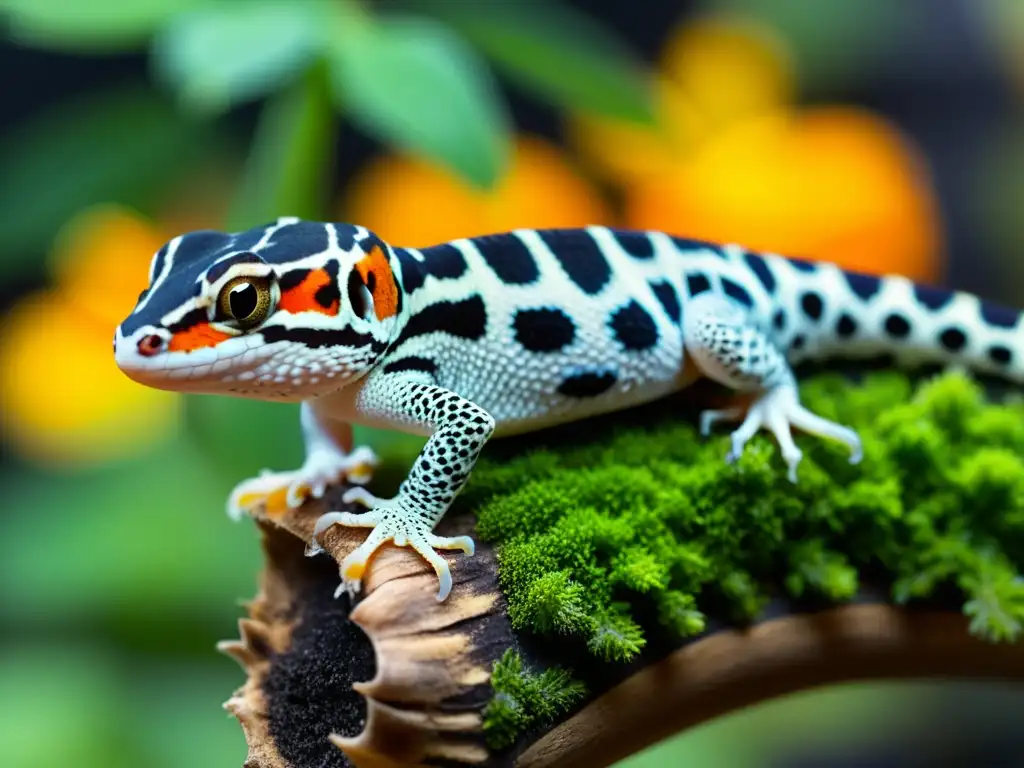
[114,218,1022,600]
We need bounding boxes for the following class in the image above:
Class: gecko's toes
[700,406,744,438]
[427,533,475,555]
[342,486,383,507]
[434,568,454,602]
[227,470,296,520]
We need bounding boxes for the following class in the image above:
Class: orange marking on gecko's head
[168,322,233,352]
[355,245,399,320]
[279,268,340,316]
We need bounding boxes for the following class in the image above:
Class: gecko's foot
[309,487,474,602]
[702,387,862,483]
[226,445,378,520]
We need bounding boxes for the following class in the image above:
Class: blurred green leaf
[227,64,337,229]
[152,0,329,113]
[329,13,510,189]
[0,644,142,768]
[128,659,247,768]
[420,0,654,123]
[0,440,260,633]
[184,395,304,480]
[0,0,199,51]
[0,87,215,283]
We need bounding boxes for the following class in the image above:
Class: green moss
[467,370,1024,748]
[482,650,587,750]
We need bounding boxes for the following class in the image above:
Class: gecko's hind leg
[684,293,862,482]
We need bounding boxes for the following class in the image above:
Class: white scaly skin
[115,218,1024,601]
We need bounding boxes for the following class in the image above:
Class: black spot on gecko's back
[650,280,681,325]
[939,327,967,352]
[513,307,576,352]
[913,284,954,311]
[743,252,776,293]
[980,301,1020,329]
[538,229,611,295]
[609,300,659,351]
[836,313,858,338]
[611,230,656,260]
[843,271,882,301]
[395,248,426,293]
[420,243,468,281]
[800,291,824,321]
[884,313,912,338]
[474,233,540,285]
[989,345,1013,365]
[671,236,725,257]
[788,257,819,273]
[558,369,618,398]
[258,221,330,263]
[394,294,488,348]
[686,272,711,296]
[721,277,753,307]
[397,243,468,295]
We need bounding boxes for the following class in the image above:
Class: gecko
[114,217,1024,601]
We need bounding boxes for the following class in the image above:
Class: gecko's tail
[761,254,1024,383]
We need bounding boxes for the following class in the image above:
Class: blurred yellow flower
[569,16,942,282]
[342,135,615,247]
[0,205,181,466]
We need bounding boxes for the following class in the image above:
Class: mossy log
[221,371,1024,767]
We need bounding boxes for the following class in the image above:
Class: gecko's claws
[310,499,476,602]
[227,445,379,520]
[702,387,860,483]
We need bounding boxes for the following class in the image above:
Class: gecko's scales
[115,219,1023,600]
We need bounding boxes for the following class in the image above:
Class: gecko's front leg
[311,372,495,601]
[227,401,378,519]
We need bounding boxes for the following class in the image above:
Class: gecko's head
[114,218,404,401]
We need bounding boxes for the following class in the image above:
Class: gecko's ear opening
[347,268,374,321]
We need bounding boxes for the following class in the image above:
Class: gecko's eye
[217,275,272,329]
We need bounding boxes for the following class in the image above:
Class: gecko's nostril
[137,334,165,357]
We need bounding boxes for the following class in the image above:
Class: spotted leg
[227,401,378,519]
[311,372,495,601]
[684,293,862,482]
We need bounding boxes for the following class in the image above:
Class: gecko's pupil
[229,283,258,319]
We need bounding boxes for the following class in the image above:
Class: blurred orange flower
[569,16,942,282]
[341,135,614,247]
[0,205,181,466]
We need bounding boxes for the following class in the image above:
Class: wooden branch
[221,483,1024,768]
[518,605,1024,768]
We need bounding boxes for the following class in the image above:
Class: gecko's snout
[113,325,171,382]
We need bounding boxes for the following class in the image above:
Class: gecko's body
[115,218,1024,600]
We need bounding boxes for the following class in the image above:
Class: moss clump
[461,370,1024,681]
[482,650,587,750]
